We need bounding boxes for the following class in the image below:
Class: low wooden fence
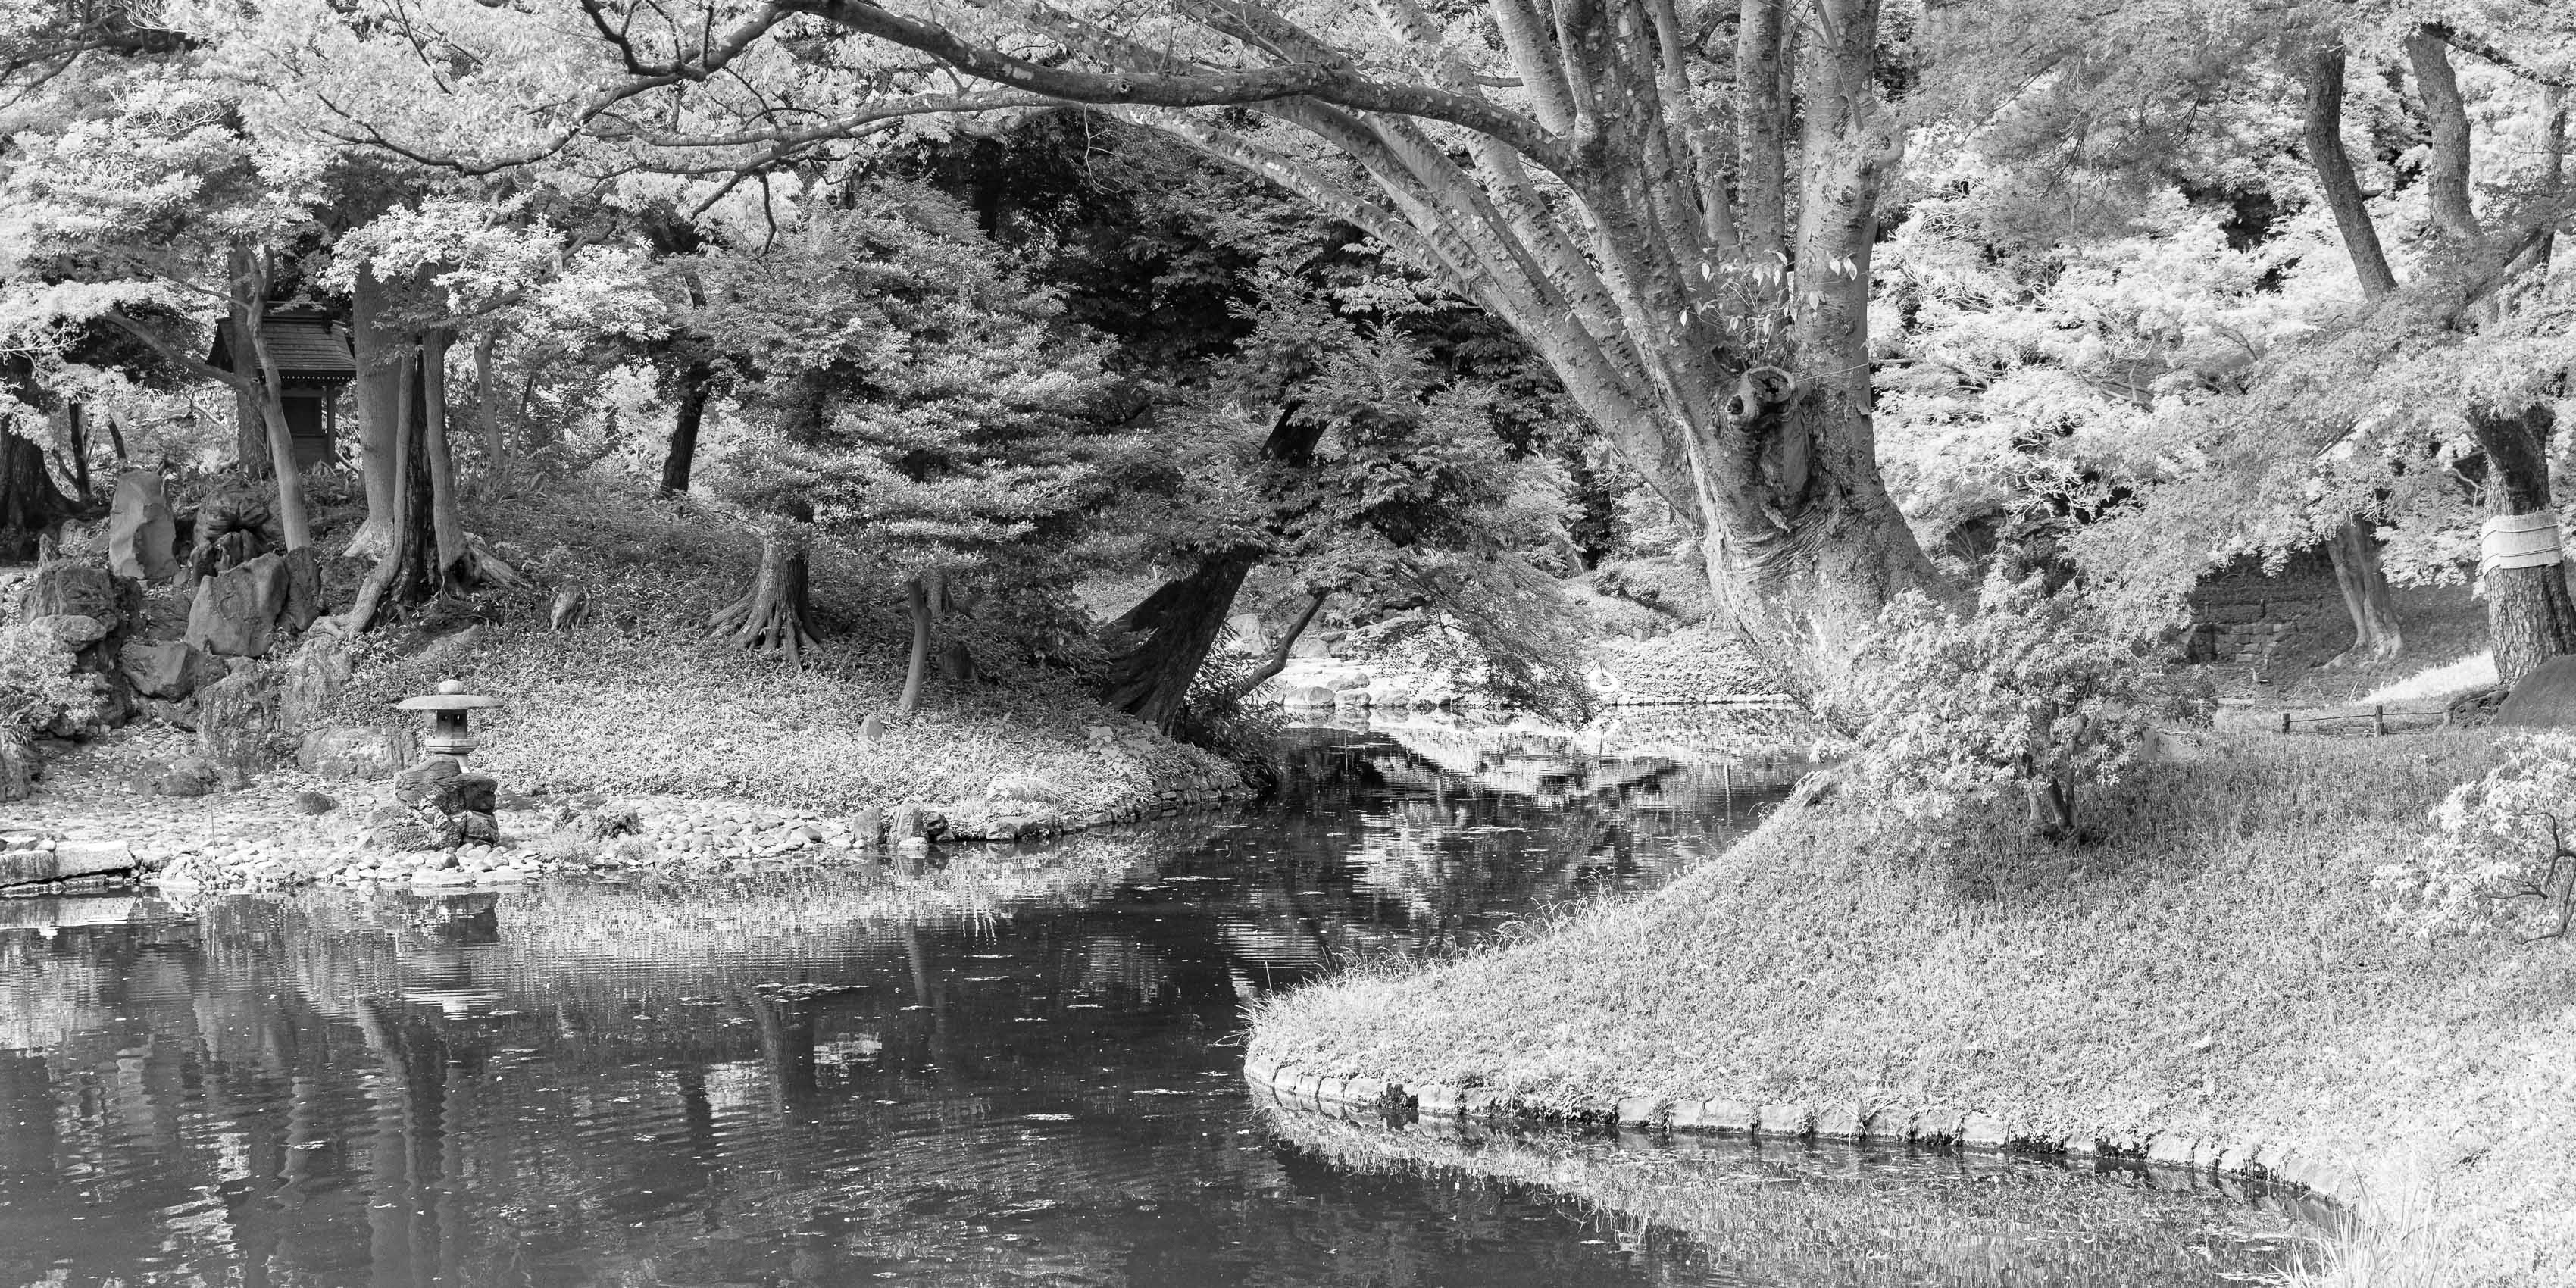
[2277,704,2454,736]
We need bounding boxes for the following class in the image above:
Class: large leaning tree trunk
[2397,28,2576,687]
[708,530,821,670]
[1099,552,1263,730]
[2299,42,2407,665]
[1098,405,1328,730]
[526,0,1942,637]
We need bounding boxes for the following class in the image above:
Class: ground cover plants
[1248,732,2575,1284]
[322,480,1235,813]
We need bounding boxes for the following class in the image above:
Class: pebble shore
[4,729,1245,897]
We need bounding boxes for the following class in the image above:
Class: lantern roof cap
[397,693,503,711]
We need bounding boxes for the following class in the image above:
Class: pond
[0,716,2315,1286]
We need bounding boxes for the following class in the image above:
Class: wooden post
[2280,711,2292,734]
[2374,705,2387,736]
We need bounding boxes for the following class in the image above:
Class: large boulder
[105,470,179,581]
[2496,658,2576,727]
[17,561,132,630]
[186,552,289,658]
[0,733,36,803]
[122,639,210,699]
[17,561,141,733]
[278,637,352,727]
[195,663,285,774]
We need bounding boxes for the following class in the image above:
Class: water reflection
[0,717,2301,1286]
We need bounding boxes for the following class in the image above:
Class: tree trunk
[238,263,312,552]
[2299,39,2409,661]
[2401,33,2572,686]
[2026,776,2075,842]
[898,576,932,714]
[1098,553,1260,732]
[0,429,73,561]
[420,328,472,594]
[2326,517,2404,664]
[707,532,820,669]
[392,346,438,605]
[64,405,90,505]
[661,360,711,494]
[2474,405,2576,689]
[1690,0,1934,637]
[345,266,402,558]
[474,331,504,495]
[2300,43,2401,298]
[340,343,436,633]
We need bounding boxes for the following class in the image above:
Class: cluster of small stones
[1274,661,1483,714]
[1242,1057,2374,1211]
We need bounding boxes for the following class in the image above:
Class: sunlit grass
[2357,652,2497,707]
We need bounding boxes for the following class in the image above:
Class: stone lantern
[398,679,505,762]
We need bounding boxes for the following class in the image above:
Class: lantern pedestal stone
[388,682,508,853]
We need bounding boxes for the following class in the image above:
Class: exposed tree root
[709,533,821,669]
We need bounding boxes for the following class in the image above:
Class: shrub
[0,621,103,739]
[1818,569,2209,837]
[2374,733,2576,942]
[1174,626,1286,787]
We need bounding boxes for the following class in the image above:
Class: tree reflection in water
[0,717,2299,1287]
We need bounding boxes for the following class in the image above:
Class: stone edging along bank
[1243,1055,2377,1213]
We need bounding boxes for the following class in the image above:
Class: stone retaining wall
[1241,1055,2378,1215]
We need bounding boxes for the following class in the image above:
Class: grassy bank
[1247,732,2574,1285]
[316,480,1235,814]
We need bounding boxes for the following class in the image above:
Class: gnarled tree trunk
[708,532,820,669]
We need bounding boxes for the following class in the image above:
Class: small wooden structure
[207,307,356,470]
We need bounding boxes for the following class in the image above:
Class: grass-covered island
[1248,732,2574,1286]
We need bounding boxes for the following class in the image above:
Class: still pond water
[2,718,2314,1286]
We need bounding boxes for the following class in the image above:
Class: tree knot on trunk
[1724,365,1809,533]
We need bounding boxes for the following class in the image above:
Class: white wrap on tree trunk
[2480,511,2565,576]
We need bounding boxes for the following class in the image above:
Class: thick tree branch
[775,0,1574,172]
[2434,24,2573,90]
[2300,40,2399,299]
[2404,27,2483,241]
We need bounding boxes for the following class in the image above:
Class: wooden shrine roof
[205,308,356,386]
